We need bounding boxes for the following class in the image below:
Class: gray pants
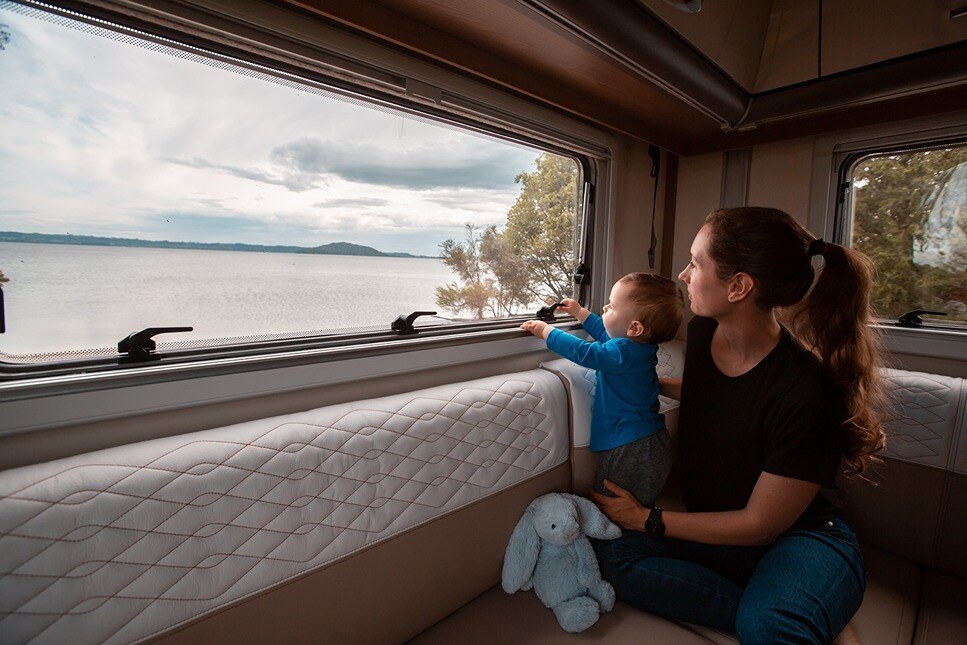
[594,428,673,507]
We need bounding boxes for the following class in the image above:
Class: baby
[521,273,684,506]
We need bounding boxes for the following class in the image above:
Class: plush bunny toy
[501,492,622,632]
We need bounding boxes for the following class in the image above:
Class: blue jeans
[593,517,866,644]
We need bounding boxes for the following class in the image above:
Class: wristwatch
[644,506,665,539]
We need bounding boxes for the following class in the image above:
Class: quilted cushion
[881,368,966,472]
[0,370,569,643]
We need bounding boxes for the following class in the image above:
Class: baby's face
[601,280,639,339]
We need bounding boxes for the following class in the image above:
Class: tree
[436,154,578,318]
[0,24,11,51]
[0,269,8,285]
[503,154,578,302]
[435,224,495,319]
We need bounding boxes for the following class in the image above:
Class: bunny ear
[562,493,621,540]
[501,506,540,593]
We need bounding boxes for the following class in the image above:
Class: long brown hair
[704,207,887,477]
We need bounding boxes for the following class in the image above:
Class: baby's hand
[557,298,584,318]
[520,320,550,339]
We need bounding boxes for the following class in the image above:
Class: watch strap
[644,505,665,538]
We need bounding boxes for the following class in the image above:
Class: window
[839,143,967,330]
[0,2,586,369]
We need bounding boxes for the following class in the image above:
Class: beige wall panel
[641,0,773,91]
[838,459,945,568]
[609,137,661,281]
[823,0,967,76]
[748,138,814,225]
[754,0,820,92]
[671,151,723,336]
[934,472,967,579]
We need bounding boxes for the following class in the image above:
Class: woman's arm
[591,472,820,546]
[659,377,681,401]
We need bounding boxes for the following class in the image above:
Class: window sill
[0,322,581,437]
[876,322,966,360]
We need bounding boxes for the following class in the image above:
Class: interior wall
[747,138,815,228]
[671,136,819,283]
[609,137,665,282]
[669,151,724,337]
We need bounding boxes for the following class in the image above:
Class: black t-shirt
[678,316,846,528]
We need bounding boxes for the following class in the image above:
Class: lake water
[0,242,459,358]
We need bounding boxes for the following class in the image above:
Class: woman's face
[679,225,731,318]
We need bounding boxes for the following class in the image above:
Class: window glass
[844,145,967,328]
[0,4,582,362]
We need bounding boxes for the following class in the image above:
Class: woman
[591,207,887,644]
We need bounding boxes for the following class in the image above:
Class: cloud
[166,157,318,191]
[312,197,390,209]
[0,8,548,257]
[269,138,533,190]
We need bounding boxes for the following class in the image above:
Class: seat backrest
[0,370,571,643]
[838,368,967,579]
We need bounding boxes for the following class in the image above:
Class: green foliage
[503,154,579,302]
[436,224,495,319]
[851,147,967,322]
[435,154,579,318]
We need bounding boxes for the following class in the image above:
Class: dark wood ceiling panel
[284,0,724,153]
[280,0,966,156]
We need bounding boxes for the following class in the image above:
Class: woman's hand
[590,479,648,531]
[659,377,682,401]
[520,320,551,339]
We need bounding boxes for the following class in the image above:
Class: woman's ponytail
[788,242,888,477]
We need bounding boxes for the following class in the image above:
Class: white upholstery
[541,339,685,448]
[0,370,569,644]
[881,368,967,473]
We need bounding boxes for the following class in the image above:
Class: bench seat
[410,543,927,644]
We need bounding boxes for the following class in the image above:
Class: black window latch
[118,326,193,363]
[536,302,562,321]
[896,309,947,328]
[392,311,436,335]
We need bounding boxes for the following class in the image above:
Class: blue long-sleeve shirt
[546,313,664,452]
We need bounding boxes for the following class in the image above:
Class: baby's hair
[618,273,684,343]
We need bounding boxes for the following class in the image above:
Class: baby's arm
[522,319,622,371]
[545,328,624,372]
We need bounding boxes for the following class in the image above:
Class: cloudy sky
[0,7,557,256]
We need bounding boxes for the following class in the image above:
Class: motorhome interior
[0,0,965,643]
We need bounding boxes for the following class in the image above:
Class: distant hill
[298,242,425,258]
[0,231,435,258]
[299,241,384,256]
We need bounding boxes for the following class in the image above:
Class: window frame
[0,0,610,386]
[808,111,967,363]
[833,137,967,332]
